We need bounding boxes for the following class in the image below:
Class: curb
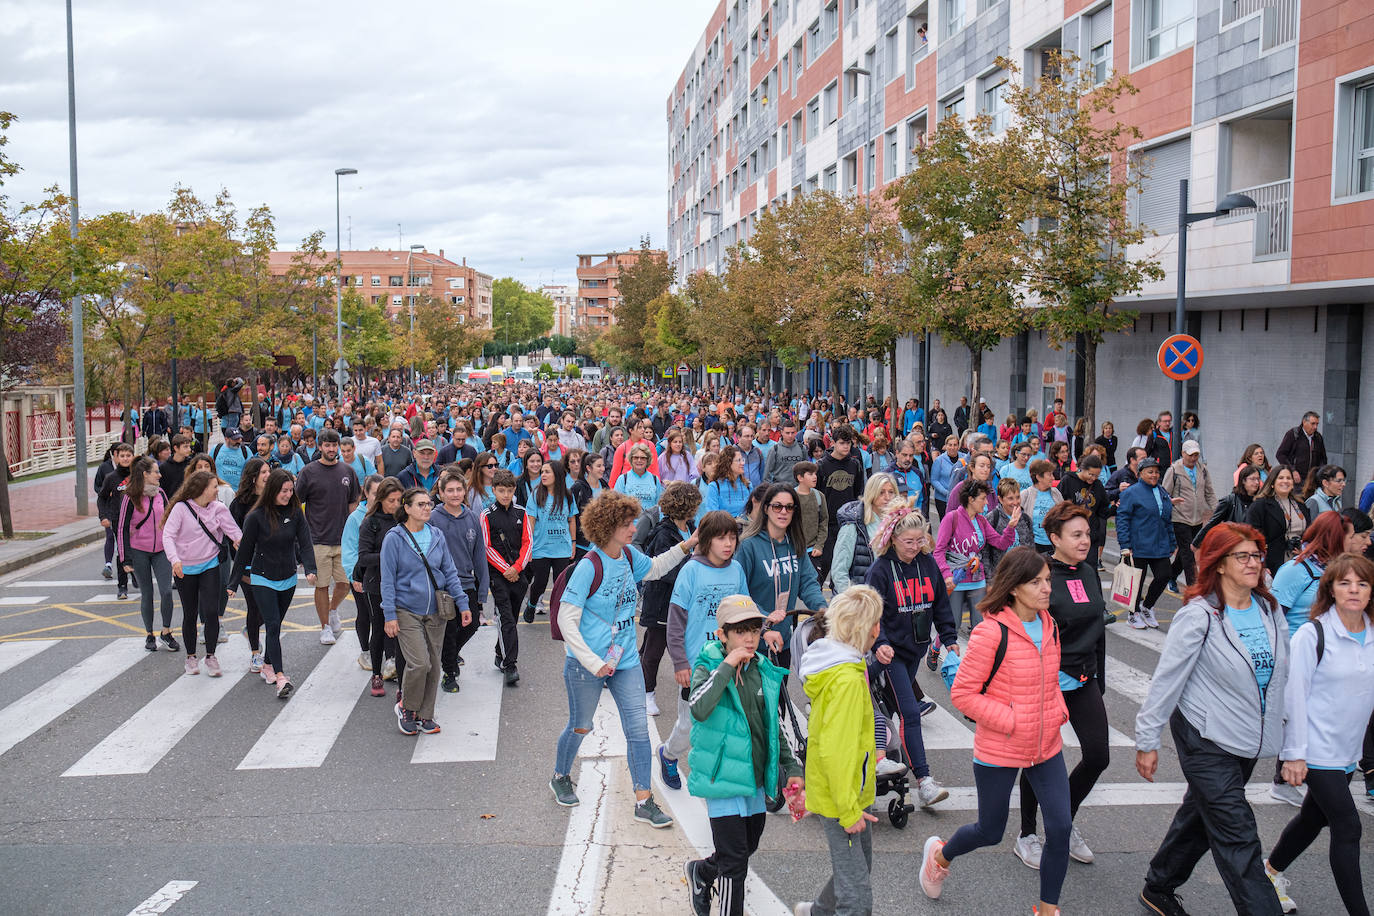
[0,527,105,579]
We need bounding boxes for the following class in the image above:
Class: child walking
[683,595,803,916]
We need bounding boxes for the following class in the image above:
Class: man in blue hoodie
[1115,457,1175,631]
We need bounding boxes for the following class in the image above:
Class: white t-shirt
[354,435,383,463]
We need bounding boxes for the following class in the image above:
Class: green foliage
[548,334,577,357]
[564,364,582,379]
[491,278,555,344]
[341,289,403,371]
[607,236,674,370]
[414,291,490,371]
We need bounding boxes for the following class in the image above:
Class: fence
[3,399,134,477]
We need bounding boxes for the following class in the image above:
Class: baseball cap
[716,595,764,628]
[1181,440,1201,455]
[223,426,243,441]
[414,438,437,453]
[1137,457,1160,472]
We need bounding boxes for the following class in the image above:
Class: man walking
[296,429,362,644]
[1276,410,1327,485]
[1161,440,1215,591]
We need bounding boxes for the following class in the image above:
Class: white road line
[84,594,127,604]
[547,758,612,916]
[237,639,368,770]
[0,639,57,674]
[914,781,1371,811]
[412,628,503,764]
[64,636,253,776]
[0,596,48,606]
[0,638,149,759]
[125,880,198,915]
[1062,721,1135,748]
[1108,620,1169,652]
[1105,658,1157,705]
[576,688,629,759]
[916,702,975,749]
[14,579,111,587]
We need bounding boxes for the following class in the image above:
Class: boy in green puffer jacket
[683,595,803,916]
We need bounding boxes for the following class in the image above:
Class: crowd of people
[90,377,1374,916]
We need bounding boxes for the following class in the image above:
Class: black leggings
[176,568,221,656]
[641,625,668,693]
[525,556,572,610]
[1268,768,1368,916]
[1132,554,1173,613]
[364,591,401,680]
[441,587,481,676]
[243,578,263,653]
[1021,681,1111,835]
[249,584,293,673]
[353,585,370,652]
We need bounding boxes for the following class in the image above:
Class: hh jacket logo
[894,575,935,607]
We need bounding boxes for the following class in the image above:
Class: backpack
[215,387,232,419]
[549,551,603,641]
[631,507,662,550]
[212,443,250,462]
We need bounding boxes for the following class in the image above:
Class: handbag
[188,504,232,564]
[403,527,457,620]
[1109,561,1143,610]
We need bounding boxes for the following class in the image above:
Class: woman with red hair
[1134,523,1290,916]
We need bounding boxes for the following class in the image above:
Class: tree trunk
[969,346,982,406]
[888,341,901,441]
[1082,335,1098,437]
[0,440,11,538]
[829,359,842,415]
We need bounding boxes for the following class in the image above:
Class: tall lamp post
[65,0,88,514]
[1172,179,1255,458]
[406,243,424,388]
[334,168,357,395]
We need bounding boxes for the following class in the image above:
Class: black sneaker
[397,709,419,736]
[918,700,937,717]
[633,795,673,828]
[418,718,441,734]
[145,634,157,652]
[522,604,535,623]
[505,666,520,687]
[684,860,712,916]
[457,654,465,667]
[441,673,459,693]
[160,632,180,652]
[1103,608,1119,625]
[494,656,504,672]
[926,643,940,671]
[1140,886,1190,916]
[117,588,129,600]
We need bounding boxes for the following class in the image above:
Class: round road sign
[1157,334,1204,381]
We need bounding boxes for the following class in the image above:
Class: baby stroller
[765,613,916,829]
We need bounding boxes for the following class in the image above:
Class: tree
[988,53,1164,430]
[571,324,603,361]
[548,334,576,357]
[341,289,403,382]
[491,278,554,344]
[608,236,674,371]
[414,291,491,374]
[685,259,771,387]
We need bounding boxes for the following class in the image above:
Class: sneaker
[260,662,276,683]
[505,666,520,687]
[522,603,535,624]
[327,608,342,634]
[145,634,157,652]
[370,674,385,697]
[1139,886,1191,916]
[418,718,441,734]
[633,795,673,828]
[1128,611,1147,629]
[1013,833,1044,870]
[919,836,950,899]
[916,776,948,807]
[320,626,336,645]
[876,757,909,778]
[1102,608,1119,625]
[926,642,941,671]
[1068,824,1094,864]
[382,657,397,681]
[918,700,938,717]
[1265,861,1297,914]
[275,675,293,699]
[102,562,114,580]
[550,774,579,807]
[457,654,465,667]
[184,656,199,676]
[357,652,370,670]
[160,632,180,652]
[646,691,660,716]
[397,709,419,736]
[249,653,263,673]
[793,905,813,916]
[117,588,129,600]
[441,673,459,694]
[536,605,547,615]
[1269,781,1306,807]
[658,746,682,790]
[203,655,222,677]
[1140,606,1160,628]
[684,860,712,916]
[217,629,228,644]
[493,657,505,673]
[1165,580,1180,596]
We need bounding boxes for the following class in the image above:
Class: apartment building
[574,250,666,329]
[667,0,1374,473]
[268,249,494,328]
[542,284,577,336]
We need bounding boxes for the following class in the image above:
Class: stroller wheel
[888,797,910,829]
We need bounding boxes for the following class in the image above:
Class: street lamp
[407,243,424,388]
[1172,179,1256,457]
[65,0,88,514]
[334,168,357,394]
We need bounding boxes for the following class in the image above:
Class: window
[1335,76,1374,199]
[823,166,838,191]
[1131,136,1191,230]
[823,80,838,123]
[1139,0,1194,64]
[843,153,858,193]
[388,275,403,286]
[793,39,804,82]
[781,120,790,155]
[906,114,928,171]
[824,1,839,44]
[792,111,804,147]
[943,0,966,37]
[807,19,821,62]
[941,92,964,123]
[908,13,931,87]
[865,141,876,190]
[886,129,899,179]
[1086,5,1113,85]
[392,295,403,305]
[353,275,363,287]
[807,174,820,193]
[976,0,1000,12]
[371,275,381,287]
[781,52,791,93]
[884,28,899,82]
[808,96,821,139]
[844,69,860,104]
[981,73,1009,133]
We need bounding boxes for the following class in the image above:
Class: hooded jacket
[866,549,957,659]
[116,489,167,561]
[639,514,690,629]
[379,523,470,622]
[735,529,827,645]
[431,503,491,604]
[1116,479,1176,558]
[1047,556,1107,689]
[800,637,877,828]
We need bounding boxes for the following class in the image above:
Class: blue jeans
[555,656,652,792]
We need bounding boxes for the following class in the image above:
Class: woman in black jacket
[228,458,269,673]
[570,453,606,558]
[1016,503,1109,869]
[354,478,405,695]
[1094,421,1119,473]
[227,468,316,698]
[1193,464,1262,548]
[927,409,953,454]
[1244,464,1310,574]
[637,482,701,717]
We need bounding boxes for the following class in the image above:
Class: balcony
[1218,103,1292,257]
[1224,179,1290,257]
[1223,0,1296,51]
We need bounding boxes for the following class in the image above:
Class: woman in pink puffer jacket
[918,546,1074,916]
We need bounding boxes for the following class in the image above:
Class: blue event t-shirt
[1227,599,1275,708]
[528,494,578,559]
[1021,616,1044,651]
[1271,558,1324,637]
[670,557,750,665]
[1032,488,1057,545]
[562,545,653,669]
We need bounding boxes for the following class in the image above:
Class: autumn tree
[608,236,674,371]
[340,289,403,383]
[415,291,491,375]
[685,257,771,388]
[491,278,554,346]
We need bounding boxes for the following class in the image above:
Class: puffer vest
[687,641,786,800]
[836,499,874,583]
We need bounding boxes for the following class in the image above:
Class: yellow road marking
[50,603,146,634]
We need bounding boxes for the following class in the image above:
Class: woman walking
[831,473,899,593]
[1246,466,1311,574]
[355,478,405,697]
[227,469,316,697]
[1194,465,1262,547]
[228,457,270,672]
[659,429,698,483]
[935,479,1020,636]
[1301,464,1347,517]
[701,445,750,518]
[522,460,579,622]
[162,470,242,676]
[431,468,489,694]
[116,457,177,652]
[638,482,701,717]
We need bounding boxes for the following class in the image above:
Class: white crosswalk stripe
[0,596,49,605]
[0,639,57,674]
[412,628,504,764]
[238,639,369,770]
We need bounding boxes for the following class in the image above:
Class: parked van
[580,366,602,382]
[512,367,536,383]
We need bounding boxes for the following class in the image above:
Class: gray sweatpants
[665,689,692,760]
[397,608,445,720]
[807,815,874,916]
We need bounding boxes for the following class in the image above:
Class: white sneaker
[1270,781,1306,807]
[877,757,909,778]
[1265,861,1297,913]
[102,562,113,580]
[916,775,948,807]
[320,626,337,645]
[793,904,813,916]
[1128,611,1147,629]
[249,653,263,673]
[1068,824,1094,864]
[645,692,660,716]
[357,652,370,670]
[1140,606,1160,628]
[1013,833,1043,869]
[382,657,397,681]
[328,610,342,637]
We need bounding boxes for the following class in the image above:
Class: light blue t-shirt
[1059,670,1083,692]
[1004,463,1033,490]
[562,545,653,669]
[669,557,750,666]
[183,556,221,576]
[406,526,432,558]
[1022,616,1044,651]
[1227,599,1275,708]
[1272,558,1323,637]
[1032,488,1057,545]
[250,573,297,591]
[528,494,579,559]
[1185,465,1197,487]
[615,470,663,511]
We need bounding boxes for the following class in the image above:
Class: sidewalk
[0,469,107,577]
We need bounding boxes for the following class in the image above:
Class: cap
[414,438,437,452]
[1181,440,1201,455]
[716,594,765,628]
[1137,457,1160,472]
[318,428,341,444]
[223,426,243,440]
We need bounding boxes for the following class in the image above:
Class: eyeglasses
[1226,551,1264,565]
[767,502,796,513]
[411,501,434,510]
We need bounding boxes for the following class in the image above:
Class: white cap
[1181,440,1201,455]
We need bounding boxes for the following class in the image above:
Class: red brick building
[574,249,665,329]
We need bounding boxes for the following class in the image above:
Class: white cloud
[0,0,715,287]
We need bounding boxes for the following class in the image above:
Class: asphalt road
[0,542,1370,915]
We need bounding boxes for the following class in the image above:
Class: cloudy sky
[0,0,714,288]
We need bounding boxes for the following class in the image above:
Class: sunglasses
[767,502,796,513]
